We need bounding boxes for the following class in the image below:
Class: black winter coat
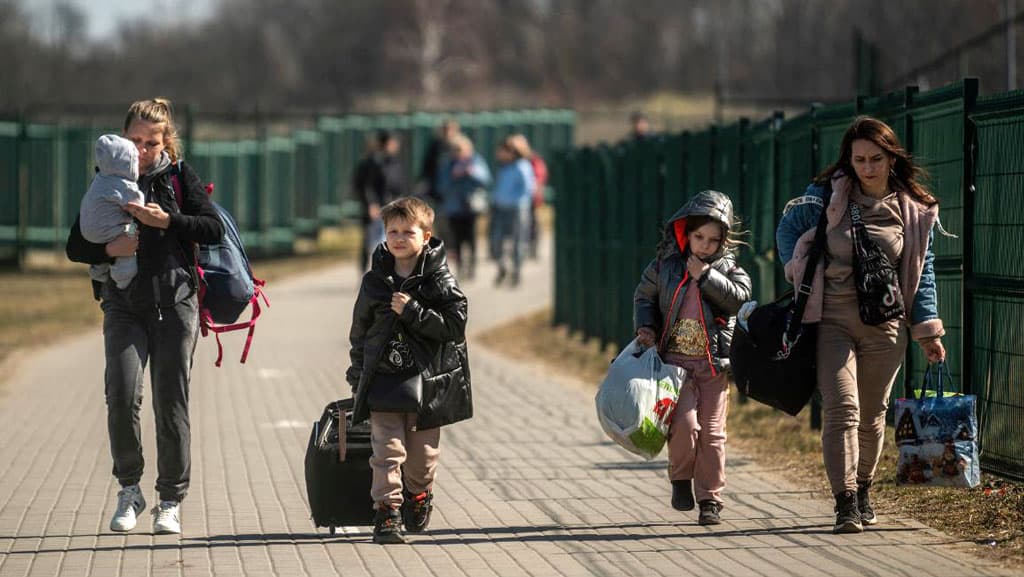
[634,190,752,374]
[66,159,224,307]
[347,237,472,429]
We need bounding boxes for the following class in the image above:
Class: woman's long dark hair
[815,116,936,206]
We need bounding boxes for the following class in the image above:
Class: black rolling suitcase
[304,398,374,532]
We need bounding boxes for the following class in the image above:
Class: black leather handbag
[729,189,830,416]
[367,371,422,413]
[367,329,422,413]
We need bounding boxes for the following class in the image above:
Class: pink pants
[369,412,441,509]
[665,355,729,504]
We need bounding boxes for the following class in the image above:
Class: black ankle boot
[857,480,876,526]
[671,480,695,511]
[833,490,863,534]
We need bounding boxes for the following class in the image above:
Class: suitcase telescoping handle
[336,400,348,463]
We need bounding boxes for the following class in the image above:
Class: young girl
[634,190,752,525]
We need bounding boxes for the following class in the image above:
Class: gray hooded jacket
[634,190,752,374]
[80,134,144,243]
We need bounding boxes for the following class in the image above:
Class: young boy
[346,196,473,544]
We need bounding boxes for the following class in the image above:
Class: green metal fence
[0,108,575,261]
[553,78,1024,480]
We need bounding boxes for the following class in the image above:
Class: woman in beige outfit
[775,117,947,534]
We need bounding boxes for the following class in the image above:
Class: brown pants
[817,297,907,495]
[369,412,441,508]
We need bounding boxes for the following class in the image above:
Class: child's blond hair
[381,197,435,233]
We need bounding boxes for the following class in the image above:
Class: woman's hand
[687,254,709,280]
[391,291,412,316]
[636,326,657,348]
[125,202,170,229]
[104,234,138,258]
[921,338,946,363]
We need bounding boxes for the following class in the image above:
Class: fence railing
[551,78,1024,481]
[0,108,575,260]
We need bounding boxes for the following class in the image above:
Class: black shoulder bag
[729,186,831,416]
[849,201,905,325]
[367,326,423,413]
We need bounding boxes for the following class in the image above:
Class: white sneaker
[109,484,146,532]
[152,500,181,535]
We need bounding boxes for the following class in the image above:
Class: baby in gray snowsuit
[79,134,145,289]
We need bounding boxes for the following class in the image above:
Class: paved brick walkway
[0,245,1014,576]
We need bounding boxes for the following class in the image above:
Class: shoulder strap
[788,178,832,334]
[170,160,184,210]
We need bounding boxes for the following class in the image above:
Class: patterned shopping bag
[894,362,980,488]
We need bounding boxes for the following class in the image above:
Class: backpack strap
[170,160,185,209]
[170,160,207,314]
[200,279,269,366]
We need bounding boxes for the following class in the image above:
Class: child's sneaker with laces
[373,506,405,544]
[697,500,723,525]
[152,500,181,535]
[402,491,434,533]
[109,484,146,532]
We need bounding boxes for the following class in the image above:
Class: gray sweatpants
[101,281,199,502]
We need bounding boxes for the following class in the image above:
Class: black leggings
[448,215,478,275]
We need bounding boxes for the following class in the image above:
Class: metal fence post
[16,117,27,270]
[961,78,980,397]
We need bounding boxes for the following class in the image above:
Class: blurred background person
[630,111,652,140]
[508,133,548,260]
[354,130,406,271]
[489,135,536,287]
[418,118,460,204]
[439,133,491,280]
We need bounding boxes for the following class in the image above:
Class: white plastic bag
[595,338,686,459]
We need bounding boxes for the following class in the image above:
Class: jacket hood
[95,134,138,181]
[662,190,734,260]
[370,236,449,281]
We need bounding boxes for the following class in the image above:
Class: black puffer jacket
[347,237,472,428]
[634,190,752,374]
[66,158,224,307]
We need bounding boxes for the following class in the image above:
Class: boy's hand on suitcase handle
[391,292,412,315]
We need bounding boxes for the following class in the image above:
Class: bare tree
[3,0,1018,116]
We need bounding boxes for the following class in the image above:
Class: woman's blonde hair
[450,133,474,156]
[123,98,180,162]
[506,133,533,159]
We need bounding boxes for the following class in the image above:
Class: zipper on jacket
[151,276,163,322]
